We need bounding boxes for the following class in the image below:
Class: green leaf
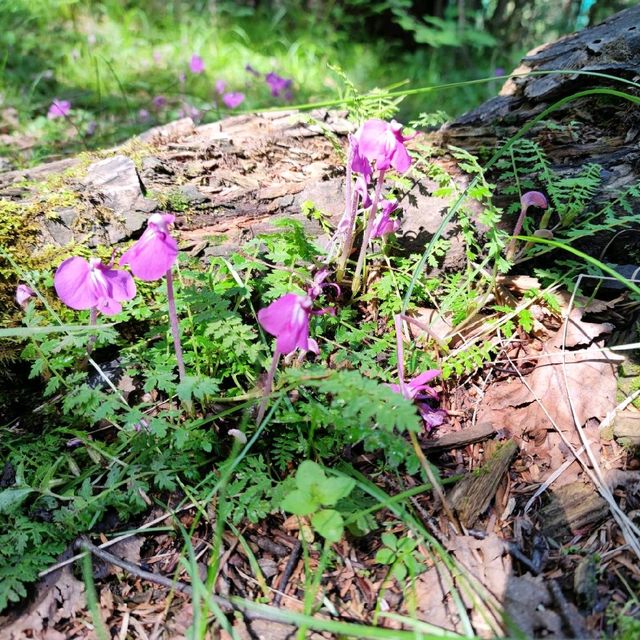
[375,548,395,565]
[0,488,33,514]
[380,532,398,550]
[280,489,317,516]
[392,562,407,581]
[315,476,356,507]
[295,460,326,494]
[311,509,344,543]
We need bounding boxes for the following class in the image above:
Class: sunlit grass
[2,0,509,165]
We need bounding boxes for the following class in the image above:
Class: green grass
[1,0,516,166]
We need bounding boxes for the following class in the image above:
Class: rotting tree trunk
[442,5,640,204]
[1,6,639,315]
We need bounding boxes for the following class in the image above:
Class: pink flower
[189,54,205,74]
[265,72,292,98]
[54,257,136,316]
[258,293,317,355]
[215,79,226,95]
[390,370,440,401]
[353,176,371,209]
[354,119,414,173]
[47,99,71,120]
[120,214,179,281]
[222,92,245,109]
[349,134,372,182]
[371,200,400,238]
[16,284,35,308]
[390,369,445,430]
[521,191,548,210]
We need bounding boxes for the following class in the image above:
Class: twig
[76,536,195,597]
[273,540,301,606]
[547,579,588,639]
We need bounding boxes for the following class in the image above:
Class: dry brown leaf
[478,342,619,438]
[415,534,567,638]
[4,565,85,639]
[557,307,613,348]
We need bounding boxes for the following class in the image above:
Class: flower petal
[120,228,178,281]
[54,257,97,310]
[100,265,136,302]
[258,293,312,355]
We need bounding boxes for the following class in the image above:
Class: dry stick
[273,540,301,606]
[76,536,195,597]
[76,537,276,623]
[548,579,588,639]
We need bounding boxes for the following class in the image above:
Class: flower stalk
[165,268,186,382]
[351,169,386,294]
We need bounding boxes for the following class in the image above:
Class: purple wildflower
[265,72,292,98]
[495,67,505,76]
[152,95,167,109]
[391,370,445,430]
[258,270,336,356]
[258,293,317,356]
[349,134,373,183]
[222,92,245,109]
[189,54,205,74]
[120,214,186,382]
[354,119,414,173]
[506,190,549,260]
[16,284,35,308]
[521,191,548,210]
[371,200,400,238]
[47,99,71,120]
[54,257,136,316]
[120,213,178,281]
[215,79,226,95]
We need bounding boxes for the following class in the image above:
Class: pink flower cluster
[53,214,178,315]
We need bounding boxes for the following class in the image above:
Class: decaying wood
[1,8,638,315]
[447,439,518,528]
[443,5,640,216]
[423,421,497,452]
[612,410,640,446]
[538,481,609,541]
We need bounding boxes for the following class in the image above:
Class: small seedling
[280,460,355,543]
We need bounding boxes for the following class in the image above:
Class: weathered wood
[2,8,639,319]
[538,481,609,541]
[447,439,517,528]
[423,421,497,452]
[613,410,640,446]
[443,5,640,213]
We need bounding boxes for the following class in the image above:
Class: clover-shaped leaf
[311,509,345,543]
